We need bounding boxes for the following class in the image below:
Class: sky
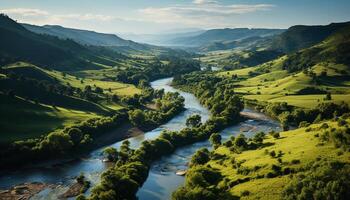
[0,0,350,34]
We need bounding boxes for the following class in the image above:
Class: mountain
[282,23,350,72]
[22,23,152,52]
[197,36,276,52]
[169,28,285,47]
[119,30,205,46]
[271,21,350,53]
[0,14,129,71]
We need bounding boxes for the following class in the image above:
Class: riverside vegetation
[0,14,200,168]
[1,11,350,200]
[170,21,350,200]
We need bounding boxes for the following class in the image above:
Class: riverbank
[0,77,280,200]
[0,182,55,200]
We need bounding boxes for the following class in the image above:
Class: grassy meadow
[208,118,350,199]
[0,62,142,143]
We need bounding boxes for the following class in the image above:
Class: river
[0,77,281,199]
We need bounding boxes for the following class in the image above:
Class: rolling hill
[22,23,152,52]
[217,22,350,109]
[271,21,350,53]
[0,14,122,71]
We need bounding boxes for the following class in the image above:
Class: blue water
[0,77,280,200]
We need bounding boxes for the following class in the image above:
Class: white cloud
[193,0,218,5]
[0,8,48,16]
[0,8,116,22]
[139,3,275,26]
[0,2,276,33]
[56,14,115,21]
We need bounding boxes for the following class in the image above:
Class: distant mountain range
[191,22,350,53]
[119,30,206,46]
[170,28,285,47]
[22,23,154,52]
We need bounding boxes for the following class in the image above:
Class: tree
[186,114,202,128]
[190,148,210,166]
[128,109,146,127]
[234,134,247,150]
[103,147,118,162]
[45,132,73,153]
[67,128,82,145]
[209,133,221,149]
[253,132,265,145]
[325,93,332,100]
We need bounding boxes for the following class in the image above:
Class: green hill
[0,14,133,71]
[0,62,141,143]
[216,23,350,109]
[271,21,350,53]
[22,23,154,51]
[282,24,350,72]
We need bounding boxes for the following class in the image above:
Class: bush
[282,161,350,200]
[190,148,210,166]
[291,159,300,164]
[270,131,280,139]
[241,190,250,196]
[269,150,276,158]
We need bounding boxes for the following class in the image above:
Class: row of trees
[173,72,244,126]
[115,57,201,86]
[250,101,350,130]
[128,91,185,131]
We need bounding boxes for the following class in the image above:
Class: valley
[1,3,350,199]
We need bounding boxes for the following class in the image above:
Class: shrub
[291,159,300,164]
[282,161,350,200]
[241,190,250,196]
[270,131,280,139]
[269,150,276,158]
[190,148,210,166]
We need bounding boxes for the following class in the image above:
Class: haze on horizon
[0,0,350,35]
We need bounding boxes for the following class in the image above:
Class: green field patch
[208,119,350,199]
[0,93,99,143]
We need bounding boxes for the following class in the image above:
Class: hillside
[271,21,350,53]
[177,117,350,199]
[22,23,153,52]
[0,62,140,142]
[171,28,284,47]
[0,14,123,71]
[197,36,273,52]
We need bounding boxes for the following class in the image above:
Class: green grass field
[0,62,141,143]
[208,118,350,199]
[0,93,99,143]
[214,57,350,109]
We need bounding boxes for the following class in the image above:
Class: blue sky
[1,0,349,34]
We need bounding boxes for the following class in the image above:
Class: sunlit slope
[209,118,350,199]
[0,62,140,142]
[216,26,350,109]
